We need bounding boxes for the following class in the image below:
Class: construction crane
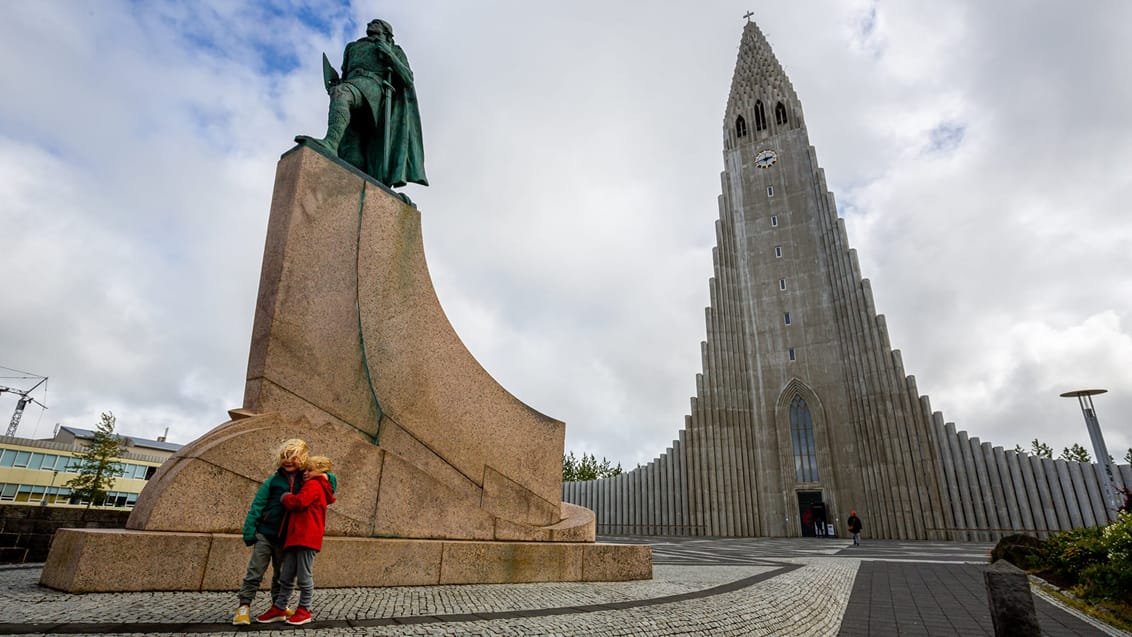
[0,376,47,437]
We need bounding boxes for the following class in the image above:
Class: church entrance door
[797,490,823,537]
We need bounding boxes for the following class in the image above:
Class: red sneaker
[286,606,312,626]
[255,605,288,623]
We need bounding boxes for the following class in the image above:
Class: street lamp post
[1060,389,1119,519]
[40,469,59,506]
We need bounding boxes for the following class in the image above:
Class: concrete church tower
[713,20,947,538]
[563,20,1129,540]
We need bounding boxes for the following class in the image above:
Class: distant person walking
[847,510,863,546]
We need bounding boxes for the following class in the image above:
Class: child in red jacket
[255,455,336,626]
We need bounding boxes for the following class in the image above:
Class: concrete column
[1067,462,1096,528]
[643,463,653,535]
[620,472,629,535]
[685,414,704,536]
[661,445,672,536]
[1018,455,1048,537]
[885,348,926,539]
[968,438,996,538]
[1041,458,1071,531]
[917,392,951,540]
[1005,451,1036,533]
[993,447,1023,531]
[945,423,975,541]
[981,443,1009,533]
[674,435,687,536]
[1028,456,1059,533]
[957,430,987,540]
[693,384,717,536]
[1085,463,1112,524]
[1054,460,1084,529]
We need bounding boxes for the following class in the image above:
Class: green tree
[1012,444,1024,454]
[1031,438,1054,459]
[562,451,623,482]
[1060,443,1092,463]
[64,412,126,508]
[1125,448,1132,465]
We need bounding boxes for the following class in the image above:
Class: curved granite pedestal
[40,145,650,592]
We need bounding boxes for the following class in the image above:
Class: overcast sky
[1,1,1130,468]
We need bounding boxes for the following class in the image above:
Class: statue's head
[366,19,392,39]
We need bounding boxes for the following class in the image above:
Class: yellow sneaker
[232,604,251,626]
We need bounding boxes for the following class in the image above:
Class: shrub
[991,534,1044,570]
[1040,525,1108,583]
[1103,511,1132,562]
[1076,559,1132,603]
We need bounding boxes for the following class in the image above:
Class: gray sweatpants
[237,533,284,606]
[275,547,317,610]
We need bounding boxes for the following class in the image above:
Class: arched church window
[790,395,819,482]
[736,115,748,138]
[755,100,767,131]
[775,102,788,125]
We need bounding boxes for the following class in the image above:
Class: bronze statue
[298,19,428,189]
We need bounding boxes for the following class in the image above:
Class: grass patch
[1031,576,1132,633]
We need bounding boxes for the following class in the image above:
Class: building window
[755,100,768,131]
[774,246,782,258]
[736,115,748,138]
[775,102,788,125]
[767,185,774,197]
[11,451,31,468]
[779,279,787,291]
[789,348,796,361]
[770,215,778,227]
[790,395,819,482]
[784,312,792,325]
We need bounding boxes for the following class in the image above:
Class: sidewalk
[0,538,1121,636]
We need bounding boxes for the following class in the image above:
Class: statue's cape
[338,39,428,188]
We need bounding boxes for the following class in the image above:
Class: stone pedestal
[41,529,651,593]
[40,144,650,592]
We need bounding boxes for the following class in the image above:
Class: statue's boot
[308,98,351,154]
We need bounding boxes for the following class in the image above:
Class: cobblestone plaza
[2,538,1119,636]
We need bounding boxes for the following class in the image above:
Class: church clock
[755,149,778,168]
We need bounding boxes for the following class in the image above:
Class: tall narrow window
[784,312,792,325]
[775,102,788,125]
[774,246,782,258]
[735,115,747,138]
[754,100,768,131]
[788,348,796,361]
[770,215,778,227]
[790,395,819,482]
[779,278,786,291]
[767,186,774,197]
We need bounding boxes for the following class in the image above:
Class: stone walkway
[0,538,1124,636]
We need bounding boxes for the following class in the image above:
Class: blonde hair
[306,455,333,473]
[275,438,310,466]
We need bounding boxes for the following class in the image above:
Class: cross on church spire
[743,11,754,22]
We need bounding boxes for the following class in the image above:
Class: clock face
[755,149,778,169]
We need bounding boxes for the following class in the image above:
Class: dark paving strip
[0,564,800,635]
[837,561,1108,637]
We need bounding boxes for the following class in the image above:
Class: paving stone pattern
[838,561,1109,637]
[0,538,1124,636]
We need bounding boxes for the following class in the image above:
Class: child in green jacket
[232,438,308,625]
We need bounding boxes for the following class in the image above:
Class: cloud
[1,0,1130,470]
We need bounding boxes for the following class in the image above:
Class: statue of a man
[300,19,428,189]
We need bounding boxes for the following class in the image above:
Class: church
[563,19,1130,541]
